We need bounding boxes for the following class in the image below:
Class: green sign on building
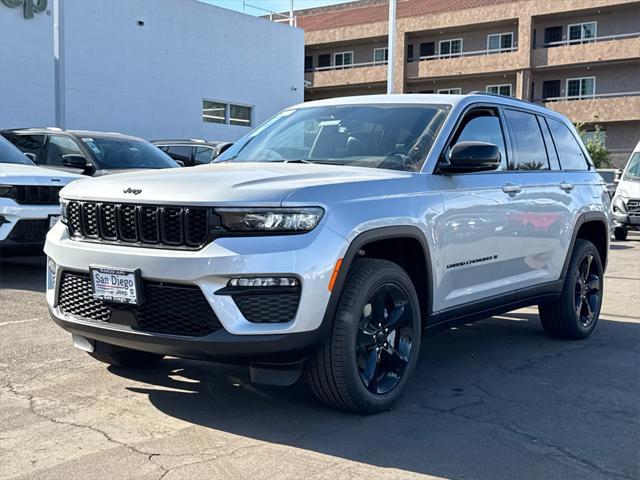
[2,0,47,19]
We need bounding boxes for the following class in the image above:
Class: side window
[547,118,589,170]
[45,135,84,166]
[165,146,193,164]
[451,108,508,171]
[4,134,45,163]
[538,116,561,170]
[194,147,214,164]
[504,109,549,171]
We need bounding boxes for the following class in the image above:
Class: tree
[575,123,610,168]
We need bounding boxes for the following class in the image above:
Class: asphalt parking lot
[1,235,638,480]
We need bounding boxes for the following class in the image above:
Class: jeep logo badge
[2,0,47,19]
[123,187,142,195]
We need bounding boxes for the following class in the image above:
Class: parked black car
[2,128,179,176]
[152,139,233,166]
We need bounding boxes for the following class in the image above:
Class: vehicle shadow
[110,313,640,480]
[0,256,46,293]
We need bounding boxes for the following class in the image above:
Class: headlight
[0,184,13,197]
[216,207,324,233]
[60,198,69,224]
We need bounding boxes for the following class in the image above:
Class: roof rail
[468,91,536,106]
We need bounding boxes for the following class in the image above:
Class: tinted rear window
[548,119,589,170]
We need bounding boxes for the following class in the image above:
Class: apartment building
[299,0,640,165]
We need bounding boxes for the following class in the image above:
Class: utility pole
[53,0,66,128]
[289,0,294,26]
[386,0,397,94]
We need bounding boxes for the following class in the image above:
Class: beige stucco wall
[407,74,518,94]
[545,95,640,123]
[532,36,640,67]
[305,64,387,89]
[408,51,523,80]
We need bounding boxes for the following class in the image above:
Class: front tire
[88,341,164,368]
[307,258,421,414]
[614,227,628,241]
[539,239,603,340]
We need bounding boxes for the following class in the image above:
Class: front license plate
[49,215,60,229]
[91,267,140,305]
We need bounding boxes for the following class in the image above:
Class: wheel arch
[322,226,434,329]
[561,212,609,279]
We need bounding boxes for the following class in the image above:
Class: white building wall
[1,0,304,141]
[0,2,56,128]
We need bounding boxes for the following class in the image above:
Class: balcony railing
[415,46,517,61]
[311,60,388,72]
[541,31,640,48]
[540,91,640,103]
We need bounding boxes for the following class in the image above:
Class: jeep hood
[0,163,81,185]
[59,162,411,205]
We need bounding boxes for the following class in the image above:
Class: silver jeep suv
[45,94,611,413]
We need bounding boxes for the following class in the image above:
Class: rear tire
[614,227,628,241]
[538,239,603,340]
[88,341,164,368]
[307,258,421,414]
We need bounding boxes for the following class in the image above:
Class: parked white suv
[611,141,640,240]
[45,94,611,413]
[1,136,80,256]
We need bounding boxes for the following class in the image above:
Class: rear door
[504,109,584,286]
[431,105,527,312]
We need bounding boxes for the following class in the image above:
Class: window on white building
[203,100,253,127]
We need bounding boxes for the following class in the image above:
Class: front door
[430,106,527,312]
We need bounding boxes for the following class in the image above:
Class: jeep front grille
[66,201,211,249]
[7,185,63,205]
[58,271,222,337]
[627,199,640,213]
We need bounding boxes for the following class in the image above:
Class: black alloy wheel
[356,283,415,395]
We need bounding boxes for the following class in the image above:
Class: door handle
[559,181,575,192]
[502,183,522,195]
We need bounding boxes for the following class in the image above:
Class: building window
[304,55,313,72]
[566,77,595,99]
[230,104,252,127]
[568,22,597,43]
[544,26,563,46]
[438,39,462,58]
[318,54,331,68]
[487,32,513,52]
[202,100,227,124]
[334,51,354,67]
[373,47,388,64]
[486,84,512,96]
[542,80,561,99]
[437,88,462,94]
[407,44,414,61]
[202,100,253,127]
[420,42,435,58]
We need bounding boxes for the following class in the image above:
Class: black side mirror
[62,154,95,175]
[62,154,88,169]
[175,160,185,167]
[439,141,501,174]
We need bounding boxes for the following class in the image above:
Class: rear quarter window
[548,119,589,171]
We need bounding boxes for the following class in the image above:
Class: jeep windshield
[623,152,640,182]
[0,136,35,165]
[80,137,179,170]
[219,104,450,172]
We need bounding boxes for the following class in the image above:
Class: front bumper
[45,221,347,360]
[612,196,640,229]
[0,202,60,255]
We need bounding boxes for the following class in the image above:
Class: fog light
[228,277,299,288]
[47,257,57,291]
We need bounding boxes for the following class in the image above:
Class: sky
[202,0,356,16]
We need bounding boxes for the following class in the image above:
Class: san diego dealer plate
[90,267,141,305]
